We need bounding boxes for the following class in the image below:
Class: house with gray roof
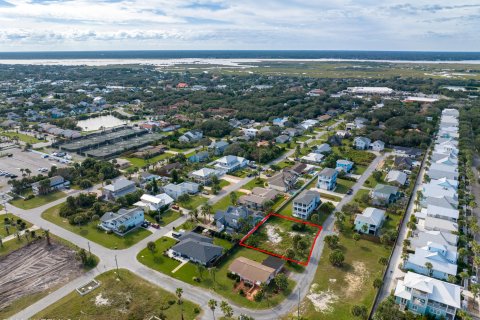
[102,178,137,201]
[293,190,321,219]
[99,207,144,235]
[169,232,223,266]
[354,207,386,235]
[354,136,371,150]
[371,184,400,205]
[404,244,457,281]
[386,170,408,186]
[32,175,69,195]
[214,206,262,233]
[163,182,199,199]
[268,169,299,192]
[317,168,338,191]
[313,143,331,154]
[208,140,229,155]
[409,230,458,253]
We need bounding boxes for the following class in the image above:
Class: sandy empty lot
[0,240,83,311]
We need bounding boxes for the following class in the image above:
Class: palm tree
[460,271,470,289]
[201,204,212,223]
[43,229,51,246]
[425,262,433,276]
[176,288,184,320]
[0,236,3,248]
[230,192,238,206]
[25,168,31,178]
[208,299,217,320]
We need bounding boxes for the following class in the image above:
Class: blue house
[317,168,338,191]
[336,159,354,173]
[188,151,210,163]
[394,272,460,319]
[99,207,144,235]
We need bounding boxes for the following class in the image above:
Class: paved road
[374,149,429,311]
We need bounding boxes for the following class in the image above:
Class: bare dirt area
[343,261,368,298]
[0,240,83,312]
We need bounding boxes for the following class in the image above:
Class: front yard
[1,131,42,144]
[242,178,266,190]
[0,214,32,238]
[42,204,151,249]
[177,195,208,210]
[211,191,246,212]
[10,191,66,209]
[33,269,201,320]
[123,153,172,169]
[335,178,355,194]
[137,237,295,309]
[144,209,182,226]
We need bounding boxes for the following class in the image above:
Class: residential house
[272,117,289,127]
[228,256,284,286]
[354,136,372,150]
[292,190,321,219]
[425,204,459,222]
[243,128,258,138]
[138,172,161,184]
[31,175,69,195]
[214,206,261,233]
[336,130,350,139]
[427,163,458,181]
[208,140,229,155]
[371,184,400,205]
[238,187,279,210]
[393,146,423,158]
[336,159,354,173]
[354,207,386,235]
[179,130,203,143]
[394,156,414,170]
[423,216,458,234]
[317,168,338,191]
[163,182,199,200]
[134,193,173,211]
[214,155,249,173]
[386,170,408,186]
[99,207,144,234]
[301,153,324,164]
[404,244,457,281]
[188,151,210,163]
[313,143,331,154]
[268,169,299,192]
[371,140,385,151]
[189,168,223,185]
[169,232,223,266]
[409,230,458,253]
[394,272,461,319]
[275,134,290,144]
[102,178,137,201]
[290,163,307,175]
[283,128,301,137]
[157,162,183,177]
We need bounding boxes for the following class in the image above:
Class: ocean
[0,50,479,66]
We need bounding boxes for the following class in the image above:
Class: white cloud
[0,0,478,51]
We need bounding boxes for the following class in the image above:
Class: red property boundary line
[239,212,322,266]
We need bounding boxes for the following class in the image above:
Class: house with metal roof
[354,207,386,235]
[32,175,69,195]
[99,207,145,235]
[394,272,461,319]
[214,155,249,173]
[102,178,137,201]
[317,168,338,191]
[293,190,321,220]
[386,170,408,186]
[214,206,262,233]
[371,184,400,205]
[404,244,457,281]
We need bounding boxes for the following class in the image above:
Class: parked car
[347,188,353,195]
[151,223,160,229]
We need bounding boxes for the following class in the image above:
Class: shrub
[25,194,35,200]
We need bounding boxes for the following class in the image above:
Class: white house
[214,155,249,173]
[394,272,461,319]
[301,153,324,164]
[354,136,371,150]
[404,244,457,281]
[386,170,408,186]
[292,190,321,220]
[134,193,174,211]
[243,128,258,138]
[99,207,144,234]
[189,168,224,185]
[163,182,200,200]
[354,207,386,235]
[371,140,385,151]
[179,130,203,143]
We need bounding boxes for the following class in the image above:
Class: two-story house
[394,272,460,320]
[102,178,137,201]
[354,136,371,150]
[99,207,145,234]
[336,159,354,173]
[317,168,338,191]
[292,190,321,220]
[214,155,249,173]
[354,207,386,235]
[163,182,200,200]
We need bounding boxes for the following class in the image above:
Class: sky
[0,0,479,52]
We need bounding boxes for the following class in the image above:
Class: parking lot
[0,147,68,191]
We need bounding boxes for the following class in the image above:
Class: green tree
[351,304,368,319]
[147,241,156,253]
[373,278,383,289]
[329,249,344,267]
[324,234,339,249]
[274,273,289,292]
[220,301,234,318]
[208,299,217,320]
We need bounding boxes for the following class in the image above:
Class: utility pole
[87,241,91,256]
[115,255,119,277]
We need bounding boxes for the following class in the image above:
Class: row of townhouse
[395,108,462,320]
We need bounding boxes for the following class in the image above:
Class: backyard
[33,269,201,320]
[144,209,182,226]
[177,195,208,210]
[42,204,152,249]
[10,191,66,210]
[122,153,172,169]
[137,237,295,309]
[1,131,42,144]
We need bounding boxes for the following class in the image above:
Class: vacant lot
[1,131,41,144]
[244,214,320,263]
[42,204,151,249]
[0,240,84,319]
[10,190,66,209]
[34,269,201,320]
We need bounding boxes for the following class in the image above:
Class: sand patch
[94,294,110,306]
[266,225,282,244]
[306,283,339,313]
[344,261,368,298]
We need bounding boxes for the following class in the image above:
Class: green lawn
[123,153,172,169]
[34,269,200,320]
[351,189,371,210]
[219,179,231,188]
[42,204,152,249]
[363,172,386,188]
[145,209,182,226]
[138,238,295,309]
[242,178,266,190]
[297,135,310,142]
[1,131,42,144]
[335,179,355,194]
[275,161,294,169]
[177,195,208,210]
[211,191,246,212]
[353,165,367,175]
[320,193,342,202]
[10,191,66,209]
[0,214,32,238]
[229,168,251,178]
[295,222,390,320]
